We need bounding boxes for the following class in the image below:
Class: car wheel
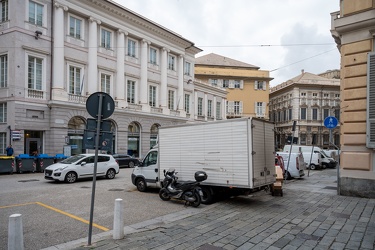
[65,172,77,183]
[309,164,316,170]
[128,161,135,168]
[136,178,147,192]
[106,169,116,179]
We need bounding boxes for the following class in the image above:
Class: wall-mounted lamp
[35,30,42,39]
[187,79,193,84]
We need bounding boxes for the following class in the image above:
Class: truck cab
[131,148,159,191]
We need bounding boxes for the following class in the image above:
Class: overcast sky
[113,0,340,87]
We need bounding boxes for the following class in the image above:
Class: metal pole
[307,145,314,177]
[88,93,103,245]
[329,129,340,195]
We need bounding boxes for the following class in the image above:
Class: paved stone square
[45,169,375,250]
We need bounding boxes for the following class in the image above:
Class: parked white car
[44,154,119,183]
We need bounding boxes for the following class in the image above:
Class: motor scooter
[159,168,207,207]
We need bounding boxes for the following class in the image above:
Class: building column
[116,29,127,108]
[177,55,184,111]
[222,98,226,120]
[194,91,198,120]
[213,96,217,121]
[160,48,168,113]
[204,93,208,121]
[140,39,149,108]
[52,3,68,101]
[87,17,101,95]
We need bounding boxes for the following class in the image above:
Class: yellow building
[331,1,375,198]
[195,53,272,119]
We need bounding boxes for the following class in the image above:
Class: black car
[112,154,139,168]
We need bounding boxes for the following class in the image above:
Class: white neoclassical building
[0,0,227,158]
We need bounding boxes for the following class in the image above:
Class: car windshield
[60,155,86,164]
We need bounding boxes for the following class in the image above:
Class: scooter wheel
[190,192,201,207]
[159,188,171,201]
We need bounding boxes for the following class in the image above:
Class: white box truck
[131,118,276,204]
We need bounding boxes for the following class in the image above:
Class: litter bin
[16,154,36,173]
[54,154,68,163]
[36,154,55,173]
[0,156,15,174]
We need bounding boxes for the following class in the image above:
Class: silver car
[44,154,120,183]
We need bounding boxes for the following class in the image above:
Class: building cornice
[68,0,201,53]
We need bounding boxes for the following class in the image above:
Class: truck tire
[200,186,214,205]
[309,164,316,170]
[286,171,292,180]
[136,178,147,192]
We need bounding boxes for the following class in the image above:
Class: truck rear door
[251,119,276,187]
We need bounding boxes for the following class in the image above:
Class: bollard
[8,214,24,250]
[113,198,124,239]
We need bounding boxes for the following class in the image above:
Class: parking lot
[0,168,190,250]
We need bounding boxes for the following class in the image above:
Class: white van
[276,152,305,180]
[283,145,321,170]
[283,145,336,169]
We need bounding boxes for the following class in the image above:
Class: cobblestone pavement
[45,168,375,250]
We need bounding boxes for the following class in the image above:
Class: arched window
[68,116,86,155]
[150,124,160,149]
[128,122,140,158]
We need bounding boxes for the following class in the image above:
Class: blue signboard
[324,116,338,129]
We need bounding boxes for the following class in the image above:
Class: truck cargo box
[158,117,275,189]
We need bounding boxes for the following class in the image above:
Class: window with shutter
[367,52,375,148]
[229,80,234,88]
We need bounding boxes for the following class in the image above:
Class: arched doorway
[109,120,117,154]
[150,124,160,149]
[128,122,141,158]
[68,116,86,155]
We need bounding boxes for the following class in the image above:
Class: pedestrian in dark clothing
[6,145,14,156]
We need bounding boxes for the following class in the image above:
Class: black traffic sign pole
[88,93,103,246]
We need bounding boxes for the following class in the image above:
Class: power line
[270,48,337,72]
[197,43,335,48]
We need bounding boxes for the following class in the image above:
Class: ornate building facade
[270,71,340,150]
[0,0,226,158]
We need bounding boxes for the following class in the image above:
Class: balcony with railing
[27,89,44,99]
[68,94,87,104]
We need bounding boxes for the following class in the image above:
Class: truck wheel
[159,188,171,201]
[286,171,292,180]
[309,164,316,170]
[136,179,147,192]
[322,163,327,169]
[200,187,214,205]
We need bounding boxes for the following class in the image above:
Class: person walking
[6,144,14,156]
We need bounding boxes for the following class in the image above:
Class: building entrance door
[26,138,41,156]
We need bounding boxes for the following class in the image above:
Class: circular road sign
[86,92,115,119]
[324,116,338,129]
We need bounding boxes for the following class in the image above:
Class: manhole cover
[18,179,39,183]
[108,189,124,191]
[81,186,91,189]
[323,186,337,190]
